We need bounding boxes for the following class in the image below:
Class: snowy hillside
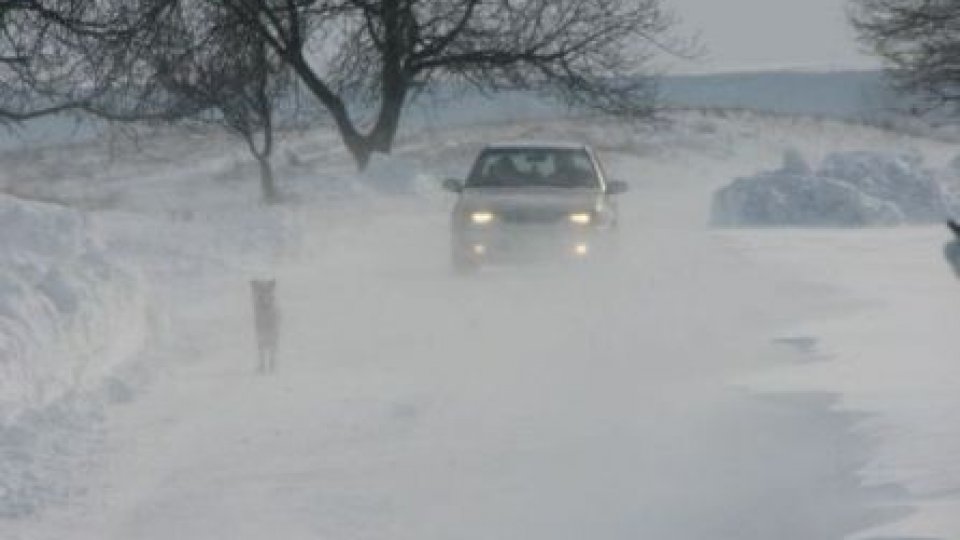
[0,70,946,157]
[1,110,959,540]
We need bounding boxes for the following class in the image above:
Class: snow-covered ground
[1,110,959,539]
[729,228,960,539]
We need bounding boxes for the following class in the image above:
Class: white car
[443,143,627,272]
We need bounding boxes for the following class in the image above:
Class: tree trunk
[287,52,374,170]
[368,87,406,155]
[346,136,374,171]
[347,70,409,170]
[257,155,279,204]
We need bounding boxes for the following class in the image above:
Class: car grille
[497,208,571,224]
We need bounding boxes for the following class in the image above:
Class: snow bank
[0,195,146,425]
[0,195,148,516]
[712,150,952,227]
[820,151,949,221]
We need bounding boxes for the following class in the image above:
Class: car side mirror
[606,180,628,195]
[442,178,464,193]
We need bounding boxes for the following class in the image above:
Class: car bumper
[452,225,612,265]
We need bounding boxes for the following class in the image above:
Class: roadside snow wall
[0,195,146,426]
[712,150,955,227]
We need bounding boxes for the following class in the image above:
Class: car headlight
[569,213,592,225]
[471,211,495,225]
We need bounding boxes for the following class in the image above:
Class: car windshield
[467,148,600,189]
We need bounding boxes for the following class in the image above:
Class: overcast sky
[667,0,879,73]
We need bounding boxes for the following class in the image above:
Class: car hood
[458,187,603,213]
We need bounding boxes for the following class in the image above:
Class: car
[443,142,628,272]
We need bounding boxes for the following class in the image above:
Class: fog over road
[9,149,899,540]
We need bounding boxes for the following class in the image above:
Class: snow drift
[712,149,954,227]
[0,195,146,426]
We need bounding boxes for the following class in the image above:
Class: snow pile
[0,195,146,426]
[712,149,952,227]
[820,151,949,221]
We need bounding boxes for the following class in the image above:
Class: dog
[251,279,280,373]
[946,220,960,279]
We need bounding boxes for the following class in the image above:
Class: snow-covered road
[7,146,904,540]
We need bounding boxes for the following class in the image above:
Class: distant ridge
[0,69,939,150]
[658,70,909,121]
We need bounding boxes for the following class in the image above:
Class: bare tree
[142,4,291,203]
[1,1,193,124]
[852,0,960,113]
[220,0,688,169]
[0,1,93,123]
[10,0,689,172]
[4,1,291,202]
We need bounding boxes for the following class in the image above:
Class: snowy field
[2,110,959,539]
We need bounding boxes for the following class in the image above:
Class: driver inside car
[488,155,521,182]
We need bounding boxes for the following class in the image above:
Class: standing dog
[251,279,280,373]
[946,220,960,279]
